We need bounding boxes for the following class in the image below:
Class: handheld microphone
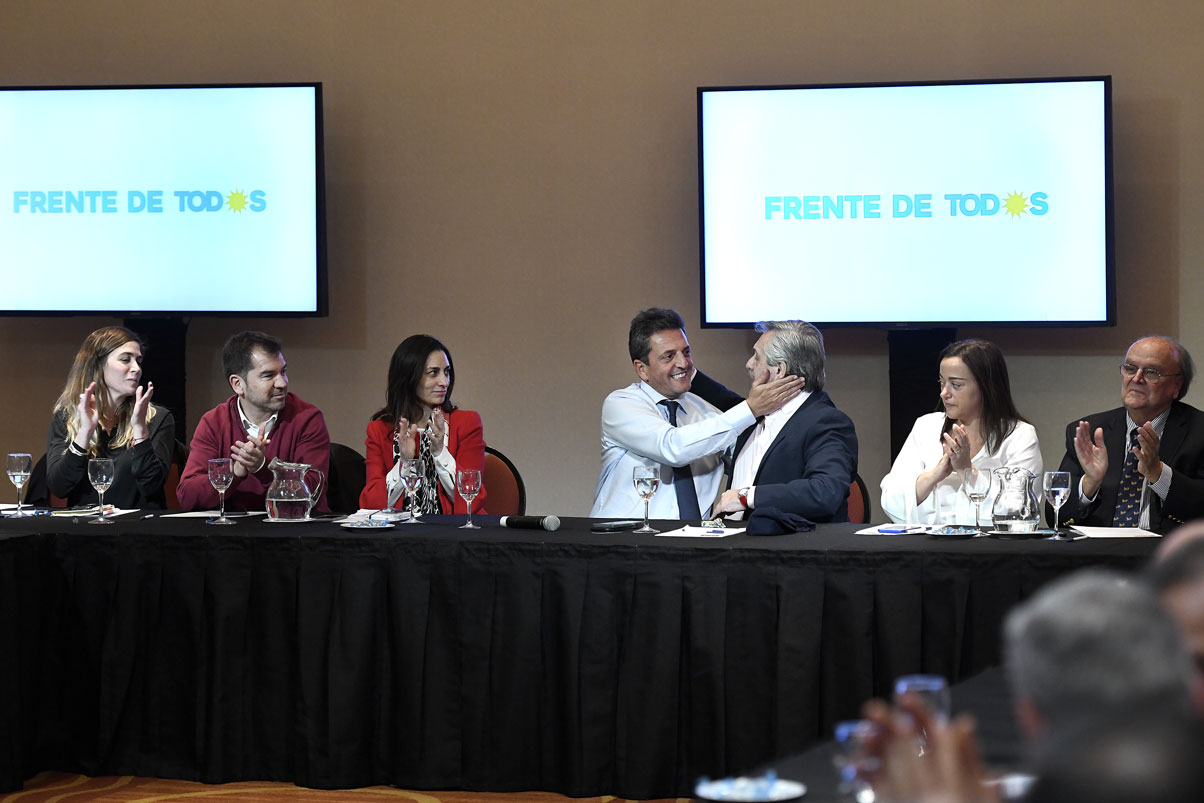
[499,515,561,532]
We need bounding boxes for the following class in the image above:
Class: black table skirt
[0,515,1158,798]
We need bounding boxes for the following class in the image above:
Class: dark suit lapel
[734,428,754,464]
[1159,402,1190,464]
[1102,410,1128,489]
[751,391,826,485]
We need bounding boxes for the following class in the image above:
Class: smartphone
[591,519,643,533]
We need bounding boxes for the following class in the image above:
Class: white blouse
[879,412,1043,525]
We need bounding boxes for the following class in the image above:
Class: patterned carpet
[1,773,690,802]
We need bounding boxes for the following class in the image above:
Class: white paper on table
[654,525,743,538]
[1071,525,1160,538]
[49,505,137,517]
[0,503,17,510]
[160,510,268,518]
[855,523,934,535]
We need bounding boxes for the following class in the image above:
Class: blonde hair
[53,327,157,453]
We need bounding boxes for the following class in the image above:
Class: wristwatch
[737,487,751,509]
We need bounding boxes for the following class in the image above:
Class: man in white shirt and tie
[590,308,803,520]
[709,321,858,521]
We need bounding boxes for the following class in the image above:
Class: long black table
[0,514,1158,798]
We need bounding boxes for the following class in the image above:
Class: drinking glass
[1043,470,1071,533]
[207,458,236,525]
[456,468,482,529]
[87,457,115,525]
[5,453,33,517]
[832,720,878,803]
[632,465,660,534]
[894,674,951,756]
[961,467,991,529]
[401,457,425,523]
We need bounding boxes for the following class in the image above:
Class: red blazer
[359,409,488,514]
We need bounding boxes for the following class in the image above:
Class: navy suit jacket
[691,372,859,522]
[1055,400,1204,534]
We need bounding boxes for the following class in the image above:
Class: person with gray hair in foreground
[1147,531,1204,706]
[1004,568,1198,742]
[861,568,1201,802]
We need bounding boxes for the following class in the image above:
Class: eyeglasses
[1120,363,1181,383]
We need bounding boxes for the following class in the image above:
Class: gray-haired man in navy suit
[700,320,859,521]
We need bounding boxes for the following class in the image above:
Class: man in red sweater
[177,331,330,513]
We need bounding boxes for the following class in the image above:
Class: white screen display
[699,78,1112,326]
[0,84,323,314]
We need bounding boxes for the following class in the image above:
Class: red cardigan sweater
[177,394,331,513]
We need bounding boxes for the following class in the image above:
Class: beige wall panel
[2,1,1201,515]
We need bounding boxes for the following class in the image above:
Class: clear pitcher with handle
[265,457,325,521]
[990,467,1040,533]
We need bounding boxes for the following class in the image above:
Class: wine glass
[961,467,991,530]
[894,674,951,756]
[833,720,879,803]
[1043,470,1071,534]
[456,468,482,529]
[400,457,425,523]
[5,453,33,517]
[207,458,236,525]
[632,465,660,534]
[87,457,115,525]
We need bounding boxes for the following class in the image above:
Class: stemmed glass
[894,674,951,756]
[833,720,879,803]
[1043,470,1071,534]
[5,453,33,517]
[961,467,991,530]
[207,457,236,525]
[87,457,115,525]
[400,457,426,523]
[632,465,660,534]
[456,468,481,529]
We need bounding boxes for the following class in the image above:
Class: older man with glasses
[1053,335,1204,533]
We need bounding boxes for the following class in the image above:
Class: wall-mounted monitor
[0,82,326,316]
[698,76,1113,328]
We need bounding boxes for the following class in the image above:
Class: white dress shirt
[730,390,810,512]
[879,412,1043,525]
[590,381,755,518]
[237,399,277,440]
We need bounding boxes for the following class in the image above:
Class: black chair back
[327,442,367,514]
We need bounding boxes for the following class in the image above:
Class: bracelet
[68,441,88,457]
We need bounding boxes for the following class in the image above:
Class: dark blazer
[1055,400,1204,534]
[691,372,859,522]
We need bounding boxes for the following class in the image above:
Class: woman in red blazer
[359,334,488,514]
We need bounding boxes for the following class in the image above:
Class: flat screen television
[698,76,1113,328]
[0,82,326,316]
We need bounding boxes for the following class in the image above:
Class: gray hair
[1005,569,1194,730]
[755,320,826,391]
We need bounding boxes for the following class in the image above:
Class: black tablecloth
[0,515,1158,798]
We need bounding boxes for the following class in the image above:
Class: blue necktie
[1112,429,1142,527]
[659,400,702,520]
